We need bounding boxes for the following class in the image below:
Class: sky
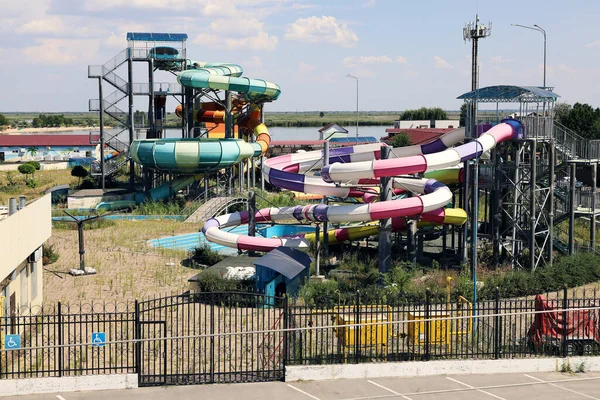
[1,0,599,113]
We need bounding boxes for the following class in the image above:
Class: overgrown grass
[52,218,116,230]
[190,244,225,267]
[0,169,77,204]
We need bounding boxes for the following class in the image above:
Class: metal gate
[137,292,286,386]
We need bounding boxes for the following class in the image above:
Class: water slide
[98,59,280,209]
[202,120,523,252]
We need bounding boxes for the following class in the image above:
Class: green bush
[27,161,41,170]
[26,178,38,188]
[191,244,225,267]
[193,270,253,292]
[298,279,339,308]
[134,199,186,215]
[18,163,36,178]
[43,244,60,265]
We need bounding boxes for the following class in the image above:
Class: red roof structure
[0,134,100,147]
[382,128,454,145]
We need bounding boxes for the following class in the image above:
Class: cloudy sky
[1,0,599,113]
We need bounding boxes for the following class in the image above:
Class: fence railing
[1,290,599,383]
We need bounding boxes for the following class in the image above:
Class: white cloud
[16,16,66,34]
[489,55,512,64]
[585,40,600,48]
[558,63,574,73]
[298,62,316,73]
[363,0,376,7]
[21,38,99,65]
[82,0,184,11]
[284,16,358,48]
[395,56,407,64]
[245,56,262,67]
[342,55,392,67]
[434,56,453,69]
[194,31,277,51]
[291,3,316,10]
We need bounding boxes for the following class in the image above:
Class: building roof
[382,128,453,145]
[126,32,188,42]
[0,134,100,147]
[318,123,348,134]
[253,247,312,279]
[457,85,559,103]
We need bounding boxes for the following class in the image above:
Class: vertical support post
[185,87,194,139]
[283,295,289,369]
[127,57,135,191]
[57,301,63,377]
[562,286,568,357]
[260,155,265,192]
[248,191,256,258]
[98,78,105,191]
[148,58,155,138]
[315,224,321,277]
[210,292,215,383]
[78,222,85,272]
[378,145,392,274]
[354,291,360,364]
[590,163,597,250]
[424,289,431,361]
[134,299,140,380]
[548,144,554,265]
[529,140,537,270]
[494,288,500,359]
[462,159,471,264]
[569,163,576,255]
[492,147,501,267]
[323,141,330,260]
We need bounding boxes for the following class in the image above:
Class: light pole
[346,74,359,137]
[512,23,546,88]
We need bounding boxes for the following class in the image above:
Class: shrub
[71,165,89,185]
[191,244,225,267]
[43,244,60,265]
[193,270,253,292]
[27,161,41,170]
[18,163,36,178]
[298,279,339,308]
[26,178,38,188]
[391,133,412,148]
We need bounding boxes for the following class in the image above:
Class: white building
[434,120,460,129]
[318,123,349,140]
[394,120,431,129]
[0,194,51,320]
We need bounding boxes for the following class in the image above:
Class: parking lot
[6,371,600,400]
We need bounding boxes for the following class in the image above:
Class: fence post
[283,295,289,372]
[134,299,140,381]
[354,291,360,364]
[210,292,215,383]
[494,288,500,360]
[57,301,63,377]
[425,289,430,361]
[562,286,568,358]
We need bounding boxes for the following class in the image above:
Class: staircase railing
[103,68,129,94]
[103,48,129,73]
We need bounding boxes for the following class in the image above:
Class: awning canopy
[457,85,559,103]
[252,247,312,279]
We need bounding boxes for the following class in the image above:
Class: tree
[18,163,36,179]
[459,103,468,127]
[0,113,8,126]
[391,133,412,148]
[554,102,600,139]
[27,161,41,171]
[71,165,89,185]
[400,107,447,121]
[26,147,38,159]
[319,111,325,118]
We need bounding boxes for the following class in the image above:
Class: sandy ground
[0,126,111,135]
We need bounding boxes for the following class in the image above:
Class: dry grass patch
[0,169,77,204]
[44,219,201,303]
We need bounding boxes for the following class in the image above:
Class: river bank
[0,126,111,135]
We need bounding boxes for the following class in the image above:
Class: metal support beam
[591,163,597,250]
[323,141,330,260]
[548,143,554,265]
[127,58,135,191]
[529,140,537,270]
[98,78,105,191]
[378,145,392,274]
[569,163,576,255]
[248,191,256,258]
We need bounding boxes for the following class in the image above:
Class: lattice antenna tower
[463,15,492,92]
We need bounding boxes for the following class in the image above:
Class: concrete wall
[285,357,600,382]
[0,194,51,310]
[434,119,460,128]
[0,374,138,397]
[394,120,431,129]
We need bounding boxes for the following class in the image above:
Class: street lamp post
[512,23,546,88]
[346,74,359,137]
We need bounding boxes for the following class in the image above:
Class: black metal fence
[1,289,599,385]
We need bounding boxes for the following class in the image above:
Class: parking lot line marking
[524,374,599,400]
[56,396,66,400]
[367,380,413,400]
[287,384,322,400]
[446,377,507,400]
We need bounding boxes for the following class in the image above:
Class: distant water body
[45,125,391,142]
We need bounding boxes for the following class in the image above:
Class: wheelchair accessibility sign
[91,332,106,347]
[4,334,21,350]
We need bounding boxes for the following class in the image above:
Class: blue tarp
[127,32,188,42]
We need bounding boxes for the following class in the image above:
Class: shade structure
[252,246,312,279]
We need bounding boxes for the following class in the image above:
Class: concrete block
[0,374,138,397]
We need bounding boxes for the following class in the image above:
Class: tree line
[399,107,448,121]
[554,102,600,139]
[32,114,75,128]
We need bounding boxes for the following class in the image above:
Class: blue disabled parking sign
[91,332,106,347]
[5,334,21,350]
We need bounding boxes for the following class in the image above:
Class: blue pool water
[148,224,316,255]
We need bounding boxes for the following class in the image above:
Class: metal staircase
[88,49,132,180]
